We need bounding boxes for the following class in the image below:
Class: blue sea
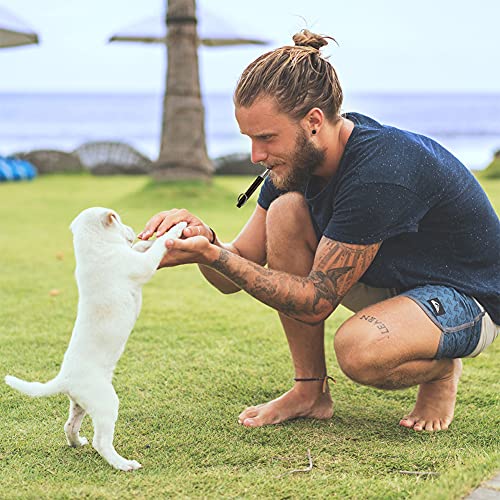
[0,92,499,170]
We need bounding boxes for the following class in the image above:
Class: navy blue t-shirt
[257,112,500,324]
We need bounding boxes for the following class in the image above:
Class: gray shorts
[341,283,499,359]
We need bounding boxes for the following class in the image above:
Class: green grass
[481,156,500,179]
[1,174,499,499]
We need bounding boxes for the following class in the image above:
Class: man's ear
[102,211,117,227]
[303,107,324,135]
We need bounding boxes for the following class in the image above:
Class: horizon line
[1,89,500,96]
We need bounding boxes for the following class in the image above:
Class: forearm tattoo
[211,240,379,323]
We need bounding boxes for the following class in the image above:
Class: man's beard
[269,129,325,191]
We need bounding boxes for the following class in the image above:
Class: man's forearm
[197,243,242,294]
[198,264,241,294]
[207,247,353,324]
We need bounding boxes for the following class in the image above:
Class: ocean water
[0,92,499,170]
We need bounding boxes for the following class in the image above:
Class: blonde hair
[234,30,343,122]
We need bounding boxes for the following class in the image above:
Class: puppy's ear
[102,211,117,228]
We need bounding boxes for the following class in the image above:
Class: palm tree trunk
[153,0,213,181]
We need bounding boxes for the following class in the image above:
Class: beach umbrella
[0,6,38,49]
[108,6,267,47]
[109,0,268,181]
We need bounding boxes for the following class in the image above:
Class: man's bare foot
[399,359,462,432]
[238,383,333,427]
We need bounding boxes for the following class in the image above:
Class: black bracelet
[209,227,216,244]
[294,375,336,393]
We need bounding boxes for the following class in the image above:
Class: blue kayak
[0,157,37,181]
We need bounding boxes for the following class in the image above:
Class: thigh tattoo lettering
[359,314,390,334]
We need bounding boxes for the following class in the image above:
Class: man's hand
[159,235,219,268]
[138,209,213,243]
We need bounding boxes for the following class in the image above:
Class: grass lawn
[1,174,498,499]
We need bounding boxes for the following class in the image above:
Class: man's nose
[251,143,268,164]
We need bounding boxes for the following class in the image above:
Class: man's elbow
[219,285,241,295]
[303,316,324,326]
[292,304,335,326]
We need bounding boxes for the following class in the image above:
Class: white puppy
[5,207,185,471]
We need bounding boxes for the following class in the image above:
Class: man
[139,31,499,432]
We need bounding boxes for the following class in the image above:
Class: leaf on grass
[277,449,313,478]
[398,470,439,477]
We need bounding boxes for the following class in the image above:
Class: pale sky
[0,0,499,94]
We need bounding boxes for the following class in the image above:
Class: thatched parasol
[108,6,268,47]
[0,6,38,49]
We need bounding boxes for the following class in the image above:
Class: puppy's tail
[5,375,63,397]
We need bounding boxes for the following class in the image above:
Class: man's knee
[266,192,310,234]
[334,318,385,386]
[266,192,318,259]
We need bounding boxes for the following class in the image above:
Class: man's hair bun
[292,29,332,51]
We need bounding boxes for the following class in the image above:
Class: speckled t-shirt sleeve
[324,181,430,244]
[257,176,283,210]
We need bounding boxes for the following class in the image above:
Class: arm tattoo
[211,239,379,323]
[306,267,354,317]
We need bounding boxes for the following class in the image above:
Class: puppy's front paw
[167,221,188,240]
[132,240,154,253]
[155,222,188,247]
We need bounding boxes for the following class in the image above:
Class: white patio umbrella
[0,6,39,48]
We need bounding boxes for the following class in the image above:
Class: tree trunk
[152,0,213,181]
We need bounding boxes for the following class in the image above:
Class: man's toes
[238,408,259,423]
[402,416,450,432]
[413,419,425,431]
[238,406,255,420]
[424,420,437,432]
[440,419,450,431]
[243,416,264,428]
[399,416,416,428]
[242,418,255,427]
